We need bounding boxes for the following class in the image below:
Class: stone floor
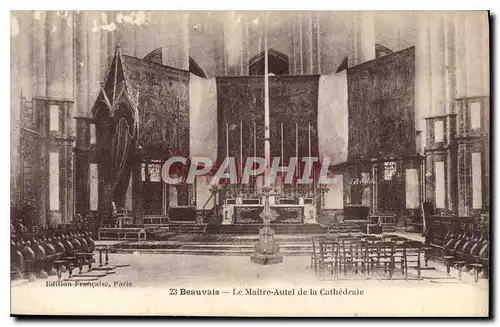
[11,253,489,316]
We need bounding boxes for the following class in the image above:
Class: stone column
[44,11,75,101]
[454,11,489,98]
[443,13,458,212]
[17,12,33,101]
[106,11,118,69]
[464,12,486,97]
[46,11,64,99]
[316,14,321,74]
[160,12,190,70]
[443,12,457,114]
[244,17,250,75]
[372,162,378,214]
[87,11,102,109]
[75,11,89,117]
[99,12,112,82]
[480,14,490,95]
[135,11,162,59]
[31,11,49,226]
[297,12,304,74]
[350,11,375,66]
[453,12,467,98]
[223,11,246,75]
[429,12,446,116]
[32,11,47,98]
[64,13,75,99]
[415,12,432,154]
[304,12,315,74]
[11,12,22,203]
[116,11,137,57]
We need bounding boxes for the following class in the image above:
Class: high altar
[74,45,420,230]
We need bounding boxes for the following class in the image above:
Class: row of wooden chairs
[11,223,95,281]
[311,234,422,280]
[424,216,489,283]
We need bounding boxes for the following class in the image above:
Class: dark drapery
[97,101,136,215]
[347,46,416,160]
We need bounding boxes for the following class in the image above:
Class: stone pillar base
[250,253,283,265]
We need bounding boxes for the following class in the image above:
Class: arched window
[249,49,289,75]
[336,57,348,73]
[375,44,394,58]
[143,48,162,64]
[189,57,207,78]
[144,48,207,78]
[337,44,394,72]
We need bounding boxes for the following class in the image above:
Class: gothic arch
[249,49,290,75]
[375,44,394,58]
[336,44,394,72]
[189,57,207,78]
[143,48,162,64]
[143,48,207,78]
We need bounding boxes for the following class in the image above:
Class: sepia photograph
[9,8,490,317]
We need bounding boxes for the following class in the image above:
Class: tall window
[49,104,59,131]
[435,161,445,209]
[249,49,289,75]
[470,102,481,130]
[405,169,419,209]
[89,123,96,145]
[434,120,444,143]
[89,164,99,211]
[375,43,394,58]
[144,48,207,78]
[141,162,162,182]
[472,152,482,209]
[384,162,397,181]
[49,152,60,210]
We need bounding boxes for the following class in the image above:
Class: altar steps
[114,232,421,256]
[144,223,208,241]
[116,241,315,256]
[206,223,327,235]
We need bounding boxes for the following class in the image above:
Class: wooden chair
[351,240,367,277]
[310,236,323,271]
[404,241,423,280]
[378,241,396,279]
[317,239,338,278]
[364,242,381,276]
[338,237,363,277]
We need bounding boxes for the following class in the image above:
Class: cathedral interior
[10,11,490,287]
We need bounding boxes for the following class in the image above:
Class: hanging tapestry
[269,75,320,168]
[122,55,190,159]
[347,46,416,160]
[216,76,265,176]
